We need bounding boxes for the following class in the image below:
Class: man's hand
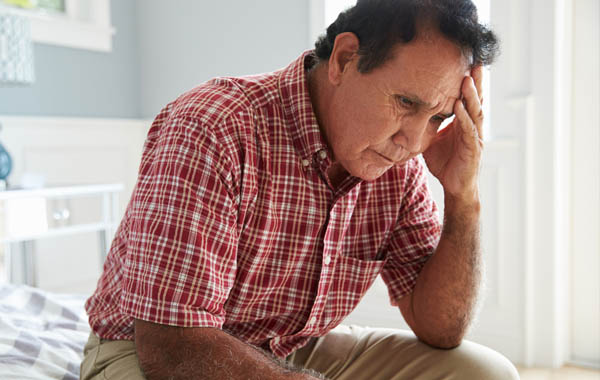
[422,66,484,202]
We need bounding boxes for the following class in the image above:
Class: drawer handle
[52,208,71,221]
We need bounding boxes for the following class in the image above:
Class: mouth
[373,150,396,165]
[372,149,413,166]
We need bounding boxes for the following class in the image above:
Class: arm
[398,193,481,349]
[399,67,486,349]
[135,319,325,380]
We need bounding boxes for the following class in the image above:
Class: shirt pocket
[321,254,387,328]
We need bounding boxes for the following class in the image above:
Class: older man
[81,0,519,379]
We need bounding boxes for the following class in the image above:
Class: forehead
[375,34,470,102]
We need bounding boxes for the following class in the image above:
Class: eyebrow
[398,93,454,119]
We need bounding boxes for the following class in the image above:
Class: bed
[0,283,91,380]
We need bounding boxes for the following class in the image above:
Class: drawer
[45,194,104,229]
[0,188,119,242]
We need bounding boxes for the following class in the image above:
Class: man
[81,0,519,379]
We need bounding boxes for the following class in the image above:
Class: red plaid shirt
[85,51,441,358]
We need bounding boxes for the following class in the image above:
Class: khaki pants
[80,325,519,380]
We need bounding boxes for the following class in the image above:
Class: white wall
[570,0,600,367]
[136,0,311,118]
[0,0,314,119]
[0,0,140,118]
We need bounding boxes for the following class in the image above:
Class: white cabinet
[0,183,122,294]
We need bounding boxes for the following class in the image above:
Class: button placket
[305,195,342,334]
[305,256,334,333]
[323,201,343,267]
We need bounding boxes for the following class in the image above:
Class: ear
[327,32,360,86]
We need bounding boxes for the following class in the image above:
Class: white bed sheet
[0,283,90,380]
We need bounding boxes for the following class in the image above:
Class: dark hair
[314,0,500,73]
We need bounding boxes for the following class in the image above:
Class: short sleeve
[119,113,239,329]
[381,158,442,305]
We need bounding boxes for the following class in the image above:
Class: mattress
[0,283,90,380]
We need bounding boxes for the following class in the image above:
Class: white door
[570,0,600,368]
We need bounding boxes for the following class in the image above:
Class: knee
[444,340,520,380]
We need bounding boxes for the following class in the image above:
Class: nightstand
[0,183,123,287]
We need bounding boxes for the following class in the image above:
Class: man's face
[323,32,470,181]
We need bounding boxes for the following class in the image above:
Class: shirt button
[323,255,331,265]
[301,159,310,167]
[309,317,317,325]
[319,150,327,160]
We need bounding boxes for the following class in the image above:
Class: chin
[355,164,393,182]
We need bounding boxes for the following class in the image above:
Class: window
[0,0,115,52]
[31,0,66,13]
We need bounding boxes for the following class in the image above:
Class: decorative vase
[0,140,12,184]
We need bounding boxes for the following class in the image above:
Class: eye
[396,96,414,107]
[431,115,445,123]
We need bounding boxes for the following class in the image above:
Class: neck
[308,63,329,137]
[307,63,334,153]
[307,64,349,188]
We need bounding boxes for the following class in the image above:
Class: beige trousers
[80,325,519,380]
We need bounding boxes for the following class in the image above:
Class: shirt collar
[278,50,330,164]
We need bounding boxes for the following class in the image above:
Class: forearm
[137,327,325,380]
[410,191,483,348]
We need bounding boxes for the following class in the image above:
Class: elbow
[415,313,471,350]
[416,328,466,350]
[428,335,464,350]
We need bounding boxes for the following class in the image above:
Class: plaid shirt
[85,51,441,358]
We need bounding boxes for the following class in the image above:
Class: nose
[391,115,429,153]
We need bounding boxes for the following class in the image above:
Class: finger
[454,98,481,147]
[471,65,484,104]
[461,76,484,138]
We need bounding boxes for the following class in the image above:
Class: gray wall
[0,0,311,119]
[137,0,310,118]
[0,0,140,118]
